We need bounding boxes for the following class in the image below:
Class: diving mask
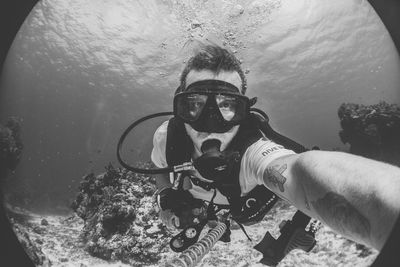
[174,80,257,133]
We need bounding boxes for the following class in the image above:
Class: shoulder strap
[251,111,308,153]
[217,114,264,200]
[228,113,264,154]
[165,118,193,167]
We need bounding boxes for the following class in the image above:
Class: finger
[166,218,176,231]
[161,213,174,229]
[166,224,175,232]
[172,216,180,228]
[160,212,171,225]
[207,220,218,228]
[192,208,200,215]
[168,215,176,227]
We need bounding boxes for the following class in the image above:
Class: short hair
[179,44,247,94]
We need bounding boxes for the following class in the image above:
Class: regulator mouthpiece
[201,139,222,154]
[194,139,239,182]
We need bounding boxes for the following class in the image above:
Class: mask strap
[174,85,183,95]
[249,97,257,107]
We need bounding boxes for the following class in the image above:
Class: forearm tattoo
[263,164,287,192]
[311,192,371,239]
[301,183,311,210]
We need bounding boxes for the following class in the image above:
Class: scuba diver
[151,44,297,228]
[148,44,321,264]
[118,44,400,265]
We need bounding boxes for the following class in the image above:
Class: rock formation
[0,117,23,179]
[1,117,51,266]
[338,101,400,165]
[71,164,170,266]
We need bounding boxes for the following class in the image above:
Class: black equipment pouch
[230,185,278,225]
[254,211,318,266]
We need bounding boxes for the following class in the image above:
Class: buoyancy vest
[165,111,319,264]
[165,112,304,223]
[116,109,318,263]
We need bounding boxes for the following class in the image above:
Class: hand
[159,209,180,232]
[156,187,207,230]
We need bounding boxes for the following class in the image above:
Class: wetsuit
[151,120,295,205]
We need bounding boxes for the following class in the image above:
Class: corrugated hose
[164,221,228,267]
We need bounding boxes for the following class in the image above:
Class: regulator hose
[164,221,228,267]
[116,108,302,174]
[116,111,174,174]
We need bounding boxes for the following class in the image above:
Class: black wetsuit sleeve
[371,213,400,267]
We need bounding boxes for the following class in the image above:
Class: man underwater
[151,44,400,253]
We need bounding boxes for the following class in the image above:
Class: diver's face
[184,70,243,154]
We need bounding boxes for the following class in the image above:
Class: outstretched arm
[263,150,400,250]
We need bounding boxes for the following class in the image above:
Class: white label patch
[261,145,284,156]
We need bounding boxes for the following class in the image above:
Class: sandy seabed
[13,202,379,267]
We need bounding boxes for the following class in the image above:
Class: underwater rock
[229,4,245,17]
[71,164,170,266]
[0,117,23,180]
[0,118,42,266]
[191,19,202,29]
[13,224,50,266]
[41,218,49,226]
[7,209,51,266]
[32,225,47,235]
[338,101,400,165]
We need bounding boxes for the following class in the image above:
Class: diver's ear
[249,97,257,107]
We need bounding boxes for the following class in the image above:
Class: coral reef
[0,117,23,179]
[71,164,170,266]
[338,101,400,165]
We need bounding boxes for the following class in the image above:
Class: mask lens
[176,93,208,121]
[215,94,247,122]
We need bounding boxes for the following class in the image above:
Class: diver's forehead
[185,70,242,90]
